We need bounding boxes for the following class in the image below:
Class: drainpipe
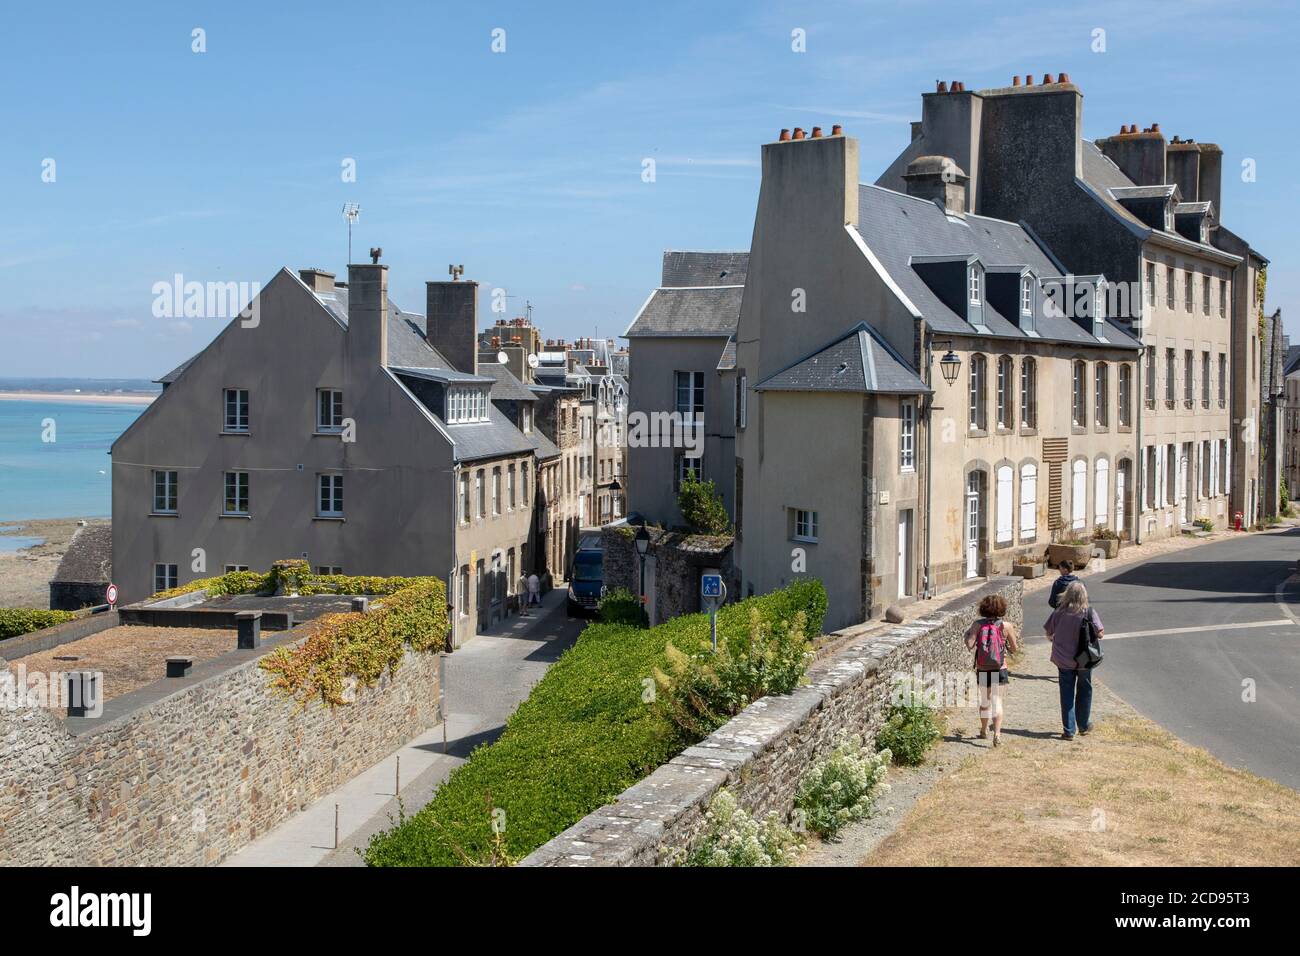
[922,332,935,598]
[1134,349,1143,545]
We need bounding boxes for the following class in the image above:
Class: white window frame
[675,371,704,420]
[152,470,178,514]
[153,563,178,593]
[459,472,470,525]
[1094,458,1110,528]
[793,509,819,543]
[738,375,748,429]
[995,465,1013,545]
[223,388,249,433]
[996,356,1012,430]
[1019,358,1036,428]
[1020,276,1033,315]
[1072,459,1087,531]
[223,471,250,516]
[968,267,981,305]
[317,473,344,518]
[317,389,344,432]
[899,399,916,472]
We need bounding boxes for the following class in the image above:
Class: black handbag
[1074,610,1104,670]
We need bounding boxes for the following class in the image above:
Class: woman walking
[1044,581,1104,740]
[964,594,1018,747]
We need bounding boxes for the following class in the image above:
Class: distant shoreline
[0,390,155,406]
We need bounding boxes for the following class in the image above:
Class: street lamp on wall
[939,348,963,385]
[635,524,651,611]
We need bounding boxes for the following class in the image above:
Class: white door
[897,510,913,598]
[965,475,980,579]
[1179,451,1190,523]
[1116,466,1127,536]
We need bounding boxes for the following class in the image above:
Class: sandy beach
[0,518,103,609]
[0,390,155,406]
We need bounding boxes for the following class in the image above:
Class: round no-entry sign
[106,584,118,607]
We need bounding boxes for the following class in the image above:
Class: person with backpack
[1044,581,1104,740]
[964,594,1019,747]
[1048,560,1078,609]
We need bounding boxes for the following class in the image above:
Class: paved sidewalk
[223,587,584,867]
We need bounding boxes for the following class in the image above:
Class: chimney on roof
[904,155,968,215]
[347,261,388,369]
[1097,123,1167,186]
[425,276,479,375]
[299,268,335,293]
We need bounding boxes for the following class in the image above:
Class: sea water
[0,399,145,522]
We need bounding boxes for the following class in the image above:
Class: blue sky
[2,0,1297,377]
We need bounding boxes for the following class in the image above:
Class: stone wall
[521,577,1021,866]
[602,527,735,625]
[0,630,442,866]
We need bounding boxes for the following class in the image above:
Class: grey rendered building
[624,251,748,526]
[112,263,539,647]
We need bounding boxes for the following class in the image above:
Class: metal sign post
[701,573,726,653]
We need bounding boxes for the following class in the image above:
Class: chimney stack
[1096,123,1167,186]
[347,260,388,368]
[903,155,968,215]
[426,278,479,375]
[299,268,335,293]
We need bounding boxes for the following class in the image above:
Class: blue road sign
[701,574,723,598]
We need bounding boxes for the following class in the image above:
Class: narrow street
[224,588,586,866]
[1060,528,1300,790]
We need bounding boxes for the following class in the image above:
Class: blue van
[567,548,605,617]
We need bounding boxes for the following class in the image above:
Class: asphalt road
[1028,528,1300,790]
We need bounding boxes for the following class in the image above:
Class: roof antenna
[342,203,360,263]
[449,264,465,281]
[369,247,382,264]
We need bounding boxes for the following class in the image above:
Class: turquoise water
[0,400,146,522]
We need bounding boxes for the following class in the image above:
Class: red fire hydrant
[1234,511,1244,531]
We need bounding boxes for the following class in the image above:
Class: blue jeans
[1058,667,1093,734]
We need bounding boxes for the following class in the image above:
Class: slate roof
[855,185,1140,348]
[661,250,749,287]
[390,365,494,385]
[754,322,929,395]
[1285,345,1300,377]
[480,363,538,401]
[716,334,737,371]
[625,285,744,338]
[438,404,537,463]
[51,523,112,584]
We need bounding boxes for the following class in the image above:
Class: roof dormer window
[968,267,981,305]
[447,386,489,424]
[1020,276,1033,315]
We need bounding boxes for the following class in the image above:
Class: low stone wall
[521,577,1022,866]
[0,609,118,659]
[0,628,443,866]
[602,527,735,625]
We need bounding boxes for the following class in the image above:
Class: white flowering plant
[684,789,802,867]
[793,735,890,839]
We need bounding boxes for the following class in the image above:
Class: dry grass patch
[864,714,1300,867]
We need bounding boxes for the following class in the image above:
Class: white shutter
[996,466,1013,543]
[1094,459,1109,527]
[1156,444,1165,506]
[1072,460,1087,530]
[1020,464,1037,539]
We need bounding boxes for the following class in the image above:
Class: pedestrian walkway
[223,586,583,867]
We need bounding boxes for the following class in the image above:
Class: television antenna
[342,204,361,263]
[449,264,465,281]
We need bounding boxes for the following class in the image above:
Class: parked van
[567,548,605,617]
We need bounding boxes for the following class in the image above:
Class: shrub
[0,608,76,641]
[794,736,891,839]
[683,789,802,867]
[598,588,647,628]
[677,476,731,535]
[363,579,827,866]
[1193,517,1214,533]
[260,577,447,708]
[654,606,813,738]
[1092,525,1118,541]
[875,690,942,766]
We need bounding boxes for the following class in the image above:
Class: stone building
[879,74,1265,536]
[112,263,541,647]
[1281,345,1300,504]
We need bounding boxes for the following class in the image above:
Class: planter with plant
[1091,526,1120,558]
[1047,540,1092,570]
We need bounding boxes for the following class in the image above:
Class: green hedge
[363,578,826,866]
[0,608,76,641]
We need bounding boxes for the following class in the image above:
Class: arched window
[996,465,1014,544]
[1072,459,1087,531]
[1118,364,1132,427]
[969,354,987,431]
[996,356,1013,430]
[1094,362,1109,427]
[1094,458,1110,528]
[1019,357,1037,428]
[1020,463,1037,540]
[1072,361,1087,427]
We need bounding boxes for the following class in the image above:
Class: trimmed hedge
[363,579,827,866]
[0,608,76,641]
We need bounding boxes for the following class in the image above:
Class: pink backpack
[973,619,1007,671]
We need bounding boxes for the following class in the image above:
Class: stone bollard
[64,671,100,718]
[236,611,262,649]
[351,597,370,614]
[166,656,194,678]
